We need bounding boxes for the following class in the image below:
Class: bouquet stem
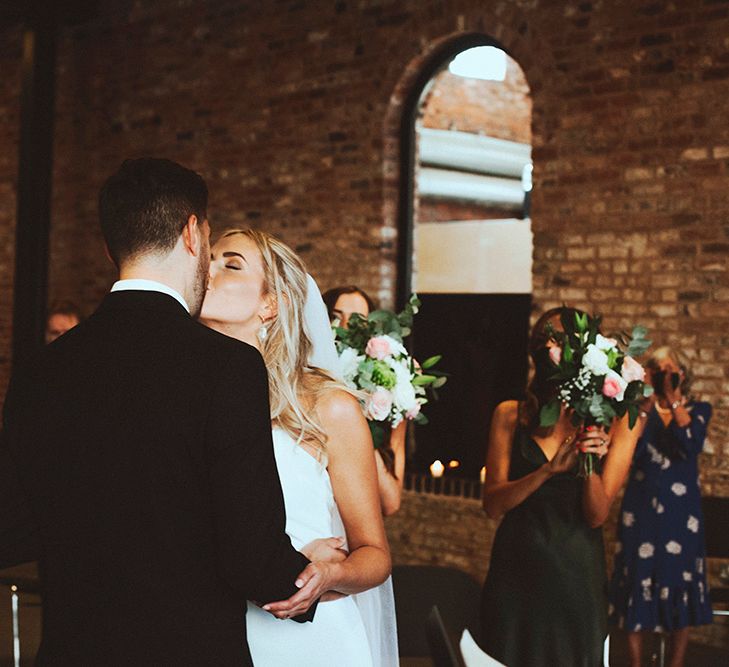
[576,419,599,478]
[577,451,597,478]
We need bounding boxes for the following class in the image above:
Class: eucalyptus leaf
[539,400,560,427]
[627,339,651,357]
[602,400,617,421]
[432,376,447,388]
[589,394,605,423]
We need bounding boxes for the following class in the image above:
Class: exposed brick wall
[526,1,729,495]
[420,57,532,143]
[386,491,495,583]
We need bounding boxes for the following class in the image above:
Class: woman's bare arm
[581,414,640,528]
[319,390,391,594]
[376,420,406,516]
[482,401,576,519]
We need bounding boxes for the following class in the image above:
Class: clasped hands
[257,537,349,620]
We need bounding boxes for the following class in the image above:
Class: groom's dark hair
[99,157,208,265]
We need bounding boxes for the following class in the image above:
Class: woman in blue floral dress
[609,347,713,667]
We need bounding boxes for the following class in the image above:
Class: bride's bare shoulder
[315,388,363,426]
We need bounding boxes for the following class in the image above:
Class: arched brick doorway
[386,35,533,477]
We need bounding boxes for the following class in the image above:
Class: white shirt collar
[111,279,190,313]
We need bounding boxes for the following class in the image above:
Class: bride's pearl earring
[256,322,268,342]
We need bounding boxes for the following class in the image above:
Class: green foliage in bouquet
[332,295,447,451]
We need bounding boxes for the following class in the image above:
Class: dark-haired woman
[479,307,641,667]
[323,285,377,330]
[323,285,405,516]
[609,347,712,667]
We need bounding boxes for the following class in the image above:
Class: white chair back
[459,629,507,667]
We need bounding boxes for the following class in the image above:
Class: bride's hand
[301,537,348,563]
[262,561,340,619]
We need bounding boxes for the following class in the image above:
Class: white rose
[365,387,393,421]
[391,360,418,412]
[336,347,363,386]
[595,334,618,351]
[393,377,417,413]
[582,344,610,375]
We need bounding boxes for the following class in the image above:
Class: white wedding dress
[246,427,398,666]
[246,275,398,665]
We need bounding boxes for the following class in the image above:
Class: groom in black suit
[0,158,320,665]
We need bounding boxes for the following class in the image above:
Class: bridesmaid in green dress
[480,307,640,667]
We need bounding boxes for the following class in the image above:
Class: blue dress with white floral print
[608,401,713,632]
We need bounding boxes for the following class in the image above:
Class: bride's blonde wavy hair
[220,229,347,457]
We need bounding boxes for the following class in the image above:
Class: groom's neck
[118,254,189,302]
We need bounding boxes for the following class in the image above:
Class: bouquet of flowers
[539,311,652,477]
[333,295,447,450]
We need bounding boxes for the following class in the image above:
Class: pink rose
[602,370,628,401]
[365,336,392,360]
[406,403,421,420]
[549,346,562,365]
[621,355,645,383]
[366,387,393,421]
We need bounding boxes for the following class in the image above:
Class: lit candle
[480,466,486,484]
[430,460,445,478]
[448,459,460,469]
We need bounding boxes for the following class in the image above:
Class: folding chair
[392,564,481,659]
[0,574,41,667]
[702,496,729,618]
[426,605,460,667]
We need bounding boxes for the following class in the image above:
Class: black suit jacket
[0,290,312,666]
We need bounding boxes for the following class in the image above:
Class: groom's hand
[262,561,339,620]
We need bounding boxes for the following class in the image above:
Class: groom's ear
[103,243,118,269]
[181,214,205,256]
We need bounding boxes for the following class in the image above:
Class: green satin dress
[480,426,607,667]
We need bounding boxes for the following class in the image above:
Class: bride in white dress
[200,229,398,666]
